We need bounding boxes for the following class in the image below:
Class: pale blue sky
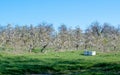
[0,0,120,30]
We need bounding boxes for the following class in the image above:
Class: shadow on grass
[0,56,58,75]
[0,55,89,75]
[0,55,120,75]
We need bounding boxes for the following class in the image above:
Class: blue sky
[0,0,120,30]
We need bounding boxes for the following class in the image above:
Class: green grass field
[0,50,120,75]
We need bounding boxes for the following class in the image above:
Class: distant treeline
[0,22,120,53]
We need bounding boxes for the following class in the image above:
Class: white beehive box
[84,50,96,56]
[89,51,96,56]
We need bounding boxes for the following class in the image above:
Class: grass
[0,50,120,75]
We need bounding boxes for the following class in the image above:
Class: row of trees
[0,22,120,53]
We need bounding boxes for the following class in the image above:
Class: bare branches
[0,22,119,53]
